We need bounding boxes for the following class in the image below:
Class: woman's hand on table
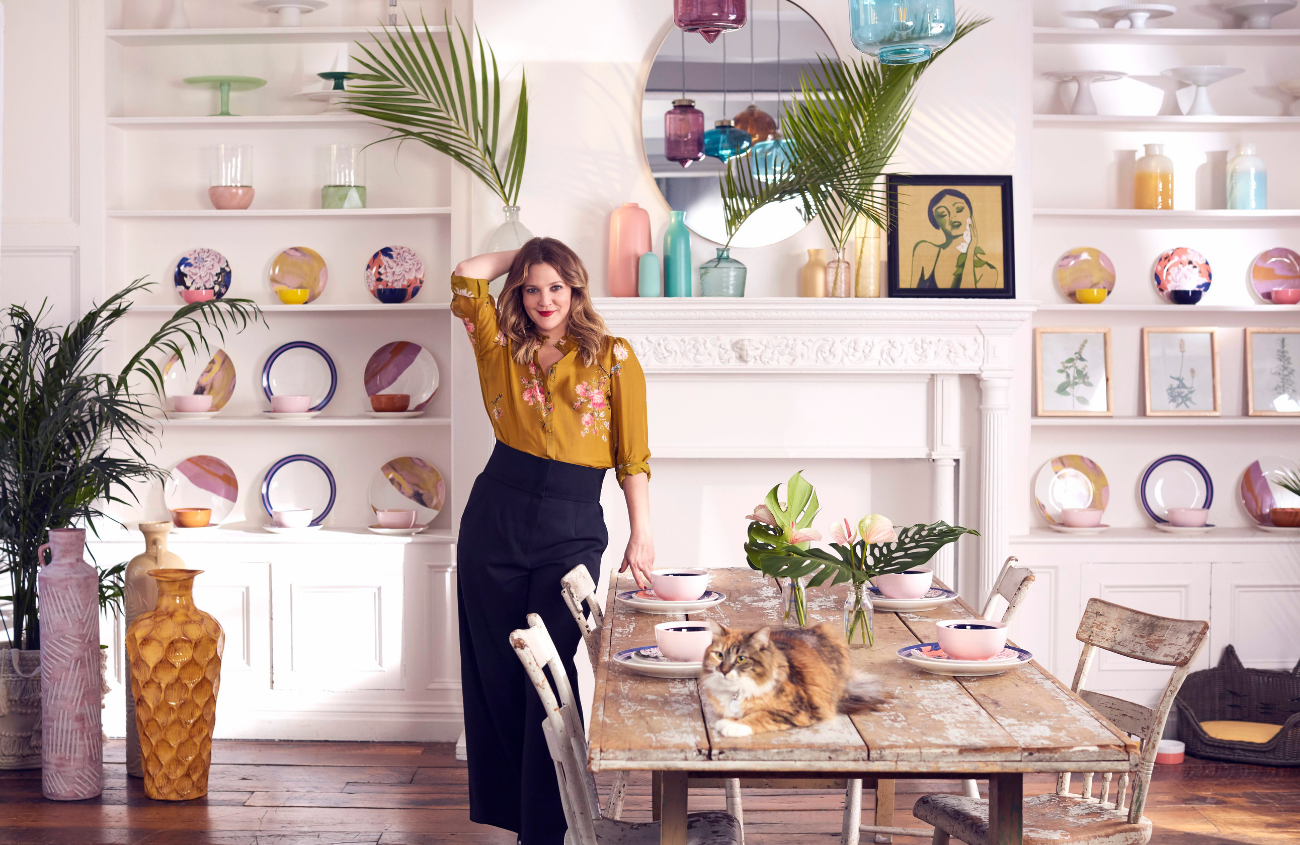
[620,531,654,590]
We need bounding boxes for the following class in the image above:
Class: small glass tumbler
[322,143,367,209]
[209,144,254,210]
[843,583,874,647]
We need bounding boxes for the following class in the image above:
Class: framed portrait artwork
[1142,327,1221,417]
[886,175,1015,299]
[1245,327,1300,416]
[1035,328,1113,417]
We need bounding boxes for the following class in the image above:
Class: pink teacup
[873,569,933,600]
[272,508,313,528]
[936,619,1008,661]
[1167,507,1209,527]
[1062,508,1103,528]
[270,394,311,414]
[654,621,713,663]
[172,394,214,413]
[649,569,710,601]
[376,509,418,529]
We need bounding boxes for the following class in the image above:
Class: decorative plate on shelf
[1055,247,1116,302]
[1034,454,1110,525]
[1141,454,1213,524]
[362,410,426,419]
[261,454,336,526]
[897,643,1033,677]
[365,246,424,304]
[1153,247,1212,302]
[1154,523,1215,535]
[261,410,323,421]
[1249,248,1300,304]
[262,524,323,535]
[262,341,337,411]
[614,645,702,679]
[366,525,428,536]
[1047,524,1110,535]
[864,586,958,613]
[614,589,727,615]
[270,246,328,303]
[1239,456,1300,526]
[164,456,238,525]
[367,456,445,525]
[364,341,439,411]
[162,349,236,411]
[174,248,232,300]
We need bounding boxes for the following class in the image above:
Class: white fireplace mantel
[599,298,1038,601]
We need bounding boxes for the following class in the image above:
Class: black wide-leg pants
[457,441,608,845]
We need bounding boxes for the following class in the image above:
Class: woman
[450,238,654,845]
[907,188,1000,290]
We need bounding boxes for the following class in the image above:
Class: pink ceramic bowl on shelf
[1167,507,1209,527]
[1062,508,1104,528]
[172,394,214,413]
[873,569,933,600]
[376,509,418,529]
[936,619,1008,661]
[649,569,710,602]
[654,621,713,663]
[1271,288,1300,305]
[270,394,311,413]
[180,289,215,304]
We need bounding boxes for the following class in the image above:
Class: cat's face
[702,623,778,692]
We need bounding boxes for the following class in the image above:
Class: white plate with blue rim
[262,341,338,412]
[614,645,702,679]
[614,589,726,615]
[261,454,337,527]
[1141,454,1213,524]
[866,586,959,613]
[898,642,1033,677]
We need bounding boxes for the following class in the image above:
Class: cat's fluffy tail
[838,672,887,714]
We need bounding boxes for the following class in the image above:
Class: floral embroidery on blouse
[462,319,476,346]
[573,367,617,440]
[613,342,629,362]
[489,393,504,420]
[520,362,553,422]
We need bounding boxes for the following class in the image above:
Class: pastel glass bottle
[208,143,253,210]
[827,247,853,297]
[1134,144,1174,210]
[638,252,661,297]
[854,217,883,297]
[848,0,957,65]
[699,248,747,297]
[664,211,693,297]
[1227,144,1266,210]
[799,248,827,297]
[322,143,366,209]
[608,203,651,297]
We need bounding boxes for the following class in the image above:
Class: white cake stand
[1163,66,1245,116]
[253,0,328,27]
[1096,4,1177,28]
[1044,71,1127,115]
[1226,0,1298,28]
[1280,79,1300,116]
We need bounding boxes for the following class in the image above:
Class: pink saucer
[915,645,1019,662]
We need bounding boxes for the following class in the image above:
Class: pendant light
[702,35,753,162]
[848,0,957,65]
[675,0,747,44]
[732,14,776,144]
[749,0,790,181]
[664,31,706,167]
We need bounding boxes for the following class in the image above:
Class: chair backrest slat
[980,556,1035,625]
[562,565,604,666]
[1076,598,1208,666]
[1080,690,1155,739]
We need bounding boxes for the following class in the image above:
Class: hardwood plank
[244,791,468,809]
[102,738,437,767]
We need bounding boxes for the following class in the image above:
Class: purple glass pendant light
[702,35,753,162]
[664,31,706,168]
[675,0,747,44]
[733,16,776,144]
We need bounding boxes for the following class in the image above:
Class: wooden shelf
[107,207,451,219]
[1033,26,1300,46]
[1035,303,1291,312]
[1034,208,1300,224]
[151,415,452,427]
[105,25,446,47]
[125,302,450,313]
[109,114,373,129]
[1033,115,1300,130]
[1032,416,1297,427]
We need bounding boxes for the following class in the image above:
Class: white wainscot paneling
[0,247,79,326]
[1002,561,1078,680]
[1211,561,1300,672]
[197,562,271,689]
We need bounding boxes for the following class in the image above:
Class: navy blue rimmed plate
[1141,454,1213,524]
[262,341,337,412]
[262,454,337,526]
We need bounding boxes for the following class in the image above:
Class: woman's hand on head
[620,533,655,590]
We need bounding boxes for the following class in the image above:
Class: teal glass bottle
[638,252,661,297]
[699,248,746,297]
[848,0,956,65]
[664,211,692,297]
[1227,144,1267,210]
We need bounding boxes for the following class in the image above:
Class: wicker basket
[1174,644,1300,767]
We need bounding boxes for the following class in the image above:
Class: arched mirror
[642,0,837,248]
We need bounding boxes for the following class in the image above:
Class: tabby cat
[699,621,884,737]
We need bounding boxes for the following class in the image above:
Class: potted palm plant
[0,278,261,768]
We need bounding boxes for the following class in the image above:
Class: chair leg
[931,830,950,845]
[961,778,980,800]
[874,778,896,844]
[725,777,744,845]
[841,778,862,845]
[605,770,628,820]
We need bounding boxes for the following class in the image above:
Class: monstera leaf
[754,520,980,586]
[863,521,981,571]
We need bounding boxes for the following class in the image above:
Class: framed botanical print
[1035,328,1113,417]
[886,174,1015,299]
[1246,327,1300,416]
[1143,327,1221,417]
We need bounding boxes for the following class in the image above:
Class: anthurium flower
[857,514,897,545]
[787,527,822,544]
[746,504,777,527]
[831,518,856,545]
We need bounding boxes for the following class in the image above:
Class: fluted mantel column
[978,371,1013,604]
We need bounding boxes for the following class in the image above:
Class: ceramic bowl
[172,394,214,413]
[270,394,311,414]
[1270,508,1300,527]
[649,569,710,602]
[272,508,314,528]
[873,569,933,600]
[1169,289,1203,305]
[936,619,1008,661]
[181,289,215,304]
[370,393,412,413]
[654,621,713,663]
[171,507,212,528]
[1167,507,1210,527]
[1062,507,1104,528]
[1075,288,1108,304]
[1271,288,1300,305]
[376,509,418,529]
[276,288,311,305]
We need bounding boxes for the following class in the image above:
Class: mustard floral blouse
[450,275,651,484]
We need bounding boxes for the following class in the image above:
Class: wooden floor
[1,740,1297,844]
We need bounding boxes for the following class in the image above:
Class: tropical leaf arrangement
[343,13,528,207]
[753,520,981,588]
[719,13,991,250]
[0,278,263,650]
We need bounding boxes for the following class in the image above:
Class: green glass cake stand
[184,75,267,117]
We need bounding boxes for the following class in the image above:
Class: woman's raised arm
[454,249,521,282]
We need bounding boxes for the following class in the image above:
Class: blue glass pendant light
[749,0,790,181]
[848,0,956,65]
[702,33,753,162]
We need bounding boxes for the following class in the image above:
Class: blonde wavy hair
[498,237,610,367]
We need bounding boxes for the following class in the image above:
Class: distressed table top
[588,568,1138,775]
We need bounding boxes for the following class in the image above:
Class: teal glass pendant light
[702,32,752,162]
[749,0,789,181]
[848,0,956,65]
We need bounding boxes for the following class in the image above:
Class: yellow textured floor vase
[125,569,224,800]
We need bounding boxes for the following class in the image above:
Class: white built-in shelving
[1031,416,1297,427]
[109,115,374,129]
[1034,208,1300,222]
[1033,26,1300,45]
[1034,303,1291,312]
[108,207,451,218]
[1033,115,1300,130]
[105,25,447,46]
[127,302,451,313]
[153,416,453,428]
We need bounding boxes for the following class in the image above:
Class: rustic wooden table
[588,569,1138,845]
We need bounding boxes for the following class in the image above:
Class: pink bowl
[1167,507,1209,527]
[654,622,713,663]
[874,569,933,600]
[270,394,311,413]
[1271,288,1300,305]
[272,509,313,528]
[1062,508,1103,528]
[377,509,417,529]
[172,394,214,413]
[649,569,710,602]
[180,289,215,304]
[936,619,1008,660]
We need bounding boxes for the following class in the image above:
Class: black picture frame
[886,174,1016,299]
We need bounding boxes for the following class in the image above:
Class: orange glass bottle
[1135,144,1174,210]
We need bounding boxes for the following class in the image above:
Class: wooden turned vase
[125,569,223,800]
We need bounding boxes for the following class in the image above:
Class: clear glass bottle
[827,247,853,297]
[1227,143,1267,210]
[209,143,253,210]
[486,206,534,252]
[843,583,874,648]
[1134,143,1174,210]
[854,217,883,297]
[322,143,366,209]
[782,577,809,628]
[699,248,747,297]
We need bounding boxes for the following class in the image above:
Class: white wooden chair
[560,565,744,828]
[911,597,1209,845]
[847,557,1037,844]
[511,613,743,845]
